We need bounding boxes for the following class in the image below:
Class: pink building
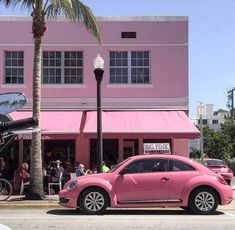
[0,16,199,169]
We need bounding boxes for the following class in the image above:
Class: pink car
[205,158,234,185]
[59,154,233,215]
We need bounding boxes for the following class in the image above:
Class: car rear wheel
[80,188,108,215]
[189,187,218,215]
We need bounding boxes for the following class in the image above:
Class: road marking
[0,215,221,220]
[224,212,235,217]
[0,224,12,230]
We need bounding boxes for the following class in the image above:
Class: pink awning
[10,110,199,139]
[10,111,83,134]
[83,111,200,138]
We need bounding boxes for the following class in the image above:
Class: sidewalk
[1,191,235,210]
[0,194,60,208]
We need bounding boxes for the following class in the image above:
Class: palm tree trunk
[26,36,44,200]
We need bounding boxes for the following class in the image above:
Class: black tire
[189,187,218,215]
[80,188,108,215]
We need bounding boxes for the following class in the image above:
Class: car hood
[70,173,112,182]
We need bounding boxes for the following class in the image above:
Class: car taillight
[216,176,227,185]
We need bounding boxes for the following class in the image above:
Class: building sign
[198,102,204,117]
[16,134,32,140]
[144,143,171,154]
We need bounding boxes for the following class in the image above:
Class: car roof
[130,154,192,162]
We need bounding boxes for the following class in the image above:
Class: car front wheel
[189,187,218,215]
[80,188,108,215]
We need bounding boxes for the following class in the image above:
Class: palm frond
[45,0,101,44]
[0,0,35,9]
[0,0,101,43]
[71,0,101,44]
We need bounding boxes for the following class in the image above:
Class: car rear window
[206,159,226,166]
[168,159,195,171]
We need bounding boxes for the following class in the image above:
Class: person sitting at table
[48,160,64,194]
[13,162,30,194]
[49,160,64,182]
[75,163,85,177]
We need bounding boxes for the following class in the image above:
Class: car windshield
[206,159,226,166]
[108,158,130,173]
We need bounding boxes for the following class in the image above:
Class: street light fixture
[93,54,104,173]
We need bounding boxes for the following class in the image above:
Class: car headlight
[66,181,77,191]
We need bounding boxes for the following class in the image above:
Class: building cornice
[0,15,188,22]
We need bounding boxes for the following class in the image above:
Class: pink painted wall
[0,16,188,111]
[173,139,189,157]
[75,138,90,168]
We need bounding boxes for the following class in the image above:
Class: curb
[0,203,60,209]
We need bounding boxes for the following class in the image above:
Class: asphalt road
[0,208,235,230]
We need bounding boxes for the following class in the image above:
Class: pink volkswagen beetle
[59,154,233,215]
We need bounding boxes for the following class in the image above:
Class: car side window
[169,160,195,172]
[126,160,146,174]
[151,159,168,172]
[125,159,168,174]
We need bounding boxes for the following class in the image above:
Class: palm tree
[0,0,101,199]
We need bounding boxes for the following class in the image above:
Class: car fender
[180,175,222,204]
[76,177,113,203]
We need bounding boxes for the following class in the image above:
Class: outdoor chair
[70,173,76,179]
[20,178,30,195]
[48,173,63,195]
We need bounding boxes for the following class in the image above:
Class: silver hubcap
[84,191,105,212]
[195,191,215,212]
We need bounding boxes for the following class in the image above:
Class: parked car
[205,158,234,185]
[59,154,233,215]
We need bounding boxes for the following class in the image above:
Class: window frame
[109,51,150,84]
[4,51,24,84]
[42,51,83,84]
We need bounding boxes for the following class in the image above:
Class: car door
[167,159,198,201]
[114,158,172,204]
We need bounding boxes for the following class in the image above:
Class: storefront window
[90,139,118,169]
[43,140,75,165]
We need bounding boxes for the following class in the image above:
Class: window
[212,119,218,124]
[198,119,208,125]
[206,159,226,166]
[110,51,150,84]
[125,159,168,174]
[169,160,195,172]
[43,51,83,84]
[202,119,208,125]
[4,51,24,84]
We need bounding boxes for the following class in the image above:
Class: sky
[0,0,235,118]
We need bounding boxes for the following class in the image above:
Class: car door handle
[161,177,170,182]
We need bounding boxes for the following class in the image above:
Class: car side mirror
[119,168,129,175]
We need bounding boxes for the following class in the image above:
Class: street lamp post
[93,54,104,173]
[198,102,204,159]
